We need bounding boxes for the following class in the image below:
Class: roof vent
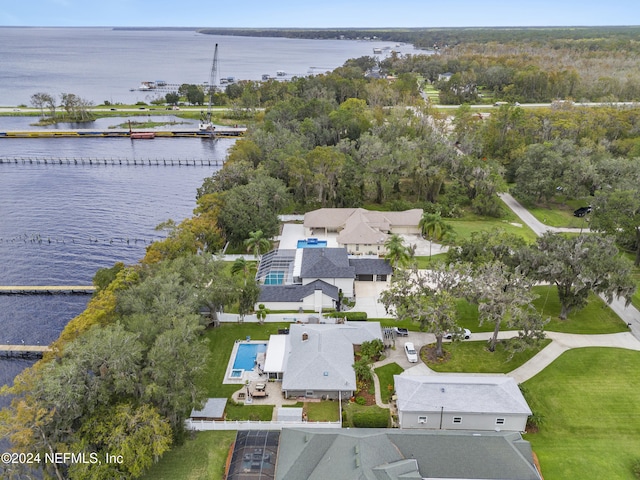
[302,332,309,342]
[441,387,445,393]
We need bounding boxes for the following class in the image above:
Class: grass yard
[201,322,289,399]
[424,339,551,373]
[448,210,539,244]
[279,401,341,421]
[412,253,448,269]
[532,286,628,333]
[140,431,235,480]
[526,202,590,229]
[305,401,341,422]
[374,362,404,403]
[342,402,390,428]
[523,348,640,479]
[225,402,273,421]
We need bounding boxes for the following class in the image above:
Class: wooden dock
[0,285,96,295]
[0,157,225,167]
[0,344,51,359]
[0,128,246,139]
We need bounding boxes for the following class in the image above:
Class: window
[356,244,359,251]
[452,417,462,424]
[305,391,314,397]
[418,416,427,424]
[496,418,505,425]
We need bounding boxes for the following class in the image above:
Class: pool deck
[223,340,269,385]
[277,223,339,250]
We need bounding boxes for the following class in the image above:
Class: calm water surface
[0,27,413,400]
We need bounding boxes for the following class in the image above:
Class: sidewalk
[370,329,640,407]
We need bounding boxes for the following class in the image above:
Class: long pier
[0,344,51,359]
[0,156,225,166]
[0,128,245,139]
[0,286,96,295]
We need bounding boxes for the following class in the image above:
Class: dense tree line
[6,33,640,478]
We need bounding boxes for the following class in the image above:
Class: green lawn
[140,431,235,480]
[376,285,626,336]
[413,254,448,269]
[424,339,551,373]
[225,402,273,421]
[374,363,404,403]
[527,203,589,229]
[305,401,341,422]
[524,348,640,479]
[201,322,289,399]
[448,210,538,244]
[532,285,628,333]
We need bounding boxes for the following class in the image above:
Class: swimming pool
[297,238,328,248]
[233,343,268,371]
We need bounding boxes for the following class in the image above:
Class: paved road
[498,192,640,338]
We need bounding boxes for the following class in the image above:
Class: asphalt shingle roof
[300,248,355,279]
[276,428,541,480]
[258,280,339,302]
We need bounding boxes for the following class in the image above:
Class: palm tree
[419,211,454,257]
[384,234,411,269]
[231,257,257,286]
[243,230,272,260]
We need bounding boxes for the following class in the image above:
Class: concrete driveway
[353,281,393,318]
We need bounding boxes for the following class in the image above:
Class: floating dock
[0,127,246,139]
[0,285,96,295]
[0,344,52,359]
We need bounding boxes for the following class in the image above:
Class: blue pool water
[264,271,285,285]
[297,238,328,248]
[233,343,268,370]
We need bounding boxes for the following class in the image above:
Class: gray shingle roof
[394,375,532,416]
[300,248,355,279]
[349,258,393,275]
[282,323,382,393]
[189,398,227,419]
[258,280,339,303]
[276,428,541,480]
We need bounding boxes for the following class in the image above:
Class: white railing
[186,419,341,431]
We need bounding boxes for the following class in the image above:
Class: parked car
[394,327,409,337]
[404,342,418,363]
[573,206,592,217]
[444,328,471,340]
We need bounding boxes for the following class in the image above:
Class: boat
[128,120,155,139]
[130,132,155,140]
[262,74,271,81]
[276,70,286,77]
[373,48,382,54]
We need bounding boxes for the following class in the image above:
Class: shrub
[352,409,389,428]
[326,311,367,321]
[632,459,640,479]
[355,396,366,405]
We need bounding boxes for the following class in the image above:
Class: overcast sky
[1,0,639,28]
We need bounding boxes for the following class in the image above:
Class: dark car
[394,327,409,337]
[573,206,592,217]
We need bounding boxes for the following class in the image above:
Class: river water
[0,28,413,402]
[0,27,413,107]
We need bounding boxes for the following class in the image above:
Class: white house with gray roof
[394,374,532,432]
[256,247,392,310]
[263,322,382,399]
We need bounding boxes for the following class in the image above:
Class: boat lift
[199,43,219,136]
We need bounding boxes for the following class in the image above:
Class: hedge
[326,311,368,321]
